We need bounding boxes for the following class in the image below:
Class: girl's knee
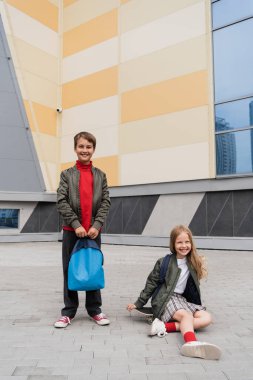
[204,311,213,325]
[173,309,193,321]
[195,310,212,325]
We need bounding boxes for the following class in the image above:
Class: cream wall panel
[46,162,58,191]
[119,106,209,154]
[40,161,57,191]
[13,38,58,84]
[120,0,202,33]
[120,1,205,62]
[64,0,76,7]
[6,4,58,57]
[14,67,27,98]
[120,35,206,92]
[61,125,118,162]
[63,37,118,83]
[0,2,11,34]
[23,72,58,108]
[63,0,119,32]
[38,134,58,163]
[62,96,119,135]
[142,193,205,237]
[120,142,209,185]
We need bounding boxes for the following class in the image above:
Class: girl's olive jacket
[134,253,202,319]
[57,165,111,231]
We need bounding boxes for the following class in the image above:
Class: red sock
[183,331,197,343]
[165,322,177,333]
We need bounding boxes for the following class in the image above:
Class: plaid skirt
[161,292,206,322]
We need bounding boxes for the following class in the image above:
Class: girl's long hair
[169,225,207,280]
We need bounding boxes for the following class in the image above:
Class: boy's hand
[127,304,136,312]
[75,226,87,238]
[87,227,99,239]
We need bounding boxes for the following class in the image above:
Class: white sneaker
[180,341,221,360]
[91,313,110,326]
[54,316,72,328]
[150,318,167,337]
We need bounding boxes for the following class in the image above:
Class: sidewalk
[0,241,252,380]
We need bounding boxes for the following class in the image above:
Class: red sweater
[63,160,93,232]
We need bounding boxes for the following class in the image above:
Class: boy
[54,131,111,328]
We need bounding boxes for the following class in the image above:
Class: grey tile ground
[0,242,252,380]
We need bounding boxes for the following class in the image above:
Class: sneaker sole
[54,322,69,328]
[95,320,110,326]
[180,343,221,360]
[90,317,110,326]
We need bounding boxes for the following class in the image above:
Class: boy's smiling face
[75,137,95,164]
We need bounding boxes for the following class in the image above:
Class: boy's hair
[170,225,207,280]
[74,131,96,149]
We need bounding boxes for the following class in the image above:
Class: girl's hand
[87,227,99,239]
[75,226,87,238]
[127,303,136,311]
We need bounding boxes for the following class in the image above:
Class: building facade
[0,0,252,249]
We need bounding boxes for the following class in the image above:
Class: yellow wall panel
[24,101,57,136]
[6,0,58,31]
[119,106,209,154]
[63,0,119,32]
[61,161,74,171]
[23,100,35,132]
[63,9,118,56]
[32,102,57,136]
[60,156,119,187]
[120,35,206,92]
[62,66,118,109]
[93,156,119,187]
[121,70,208,123]
[64,0,77,7]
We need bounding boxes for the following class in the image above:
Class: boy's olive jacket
[57,165,111,231]
[134,253,202,319]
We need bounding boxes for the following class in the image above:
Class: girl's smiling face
[174,231,191,259]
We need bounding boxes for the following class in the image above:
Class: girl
[127,225,221,360]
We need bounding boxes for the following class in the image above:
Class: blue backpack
[151,254,171,300]
[68,238,105,291]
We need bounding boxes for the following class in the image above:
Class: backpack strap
[159,254,171,284]
[151,254,171,300]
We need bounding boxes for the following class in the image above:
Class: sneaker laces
[58,316,71,324]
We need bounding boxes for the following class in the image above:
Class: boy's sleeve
[92,173,111,231]
[134,259,161,308]
[57,171,81,229]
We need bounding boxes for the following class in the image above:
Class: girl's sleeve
[57,171,81,229]
[134,259,161,308]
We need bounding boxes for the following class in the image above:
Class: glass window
[0,209,19,228]
[215,98,253,132]
[212,0,253,30]
[216,130,253,175]
[213,18,253,103]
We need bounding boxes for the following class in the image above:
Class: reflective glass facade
[212,1,253,176]
[212,0,253,30]
[0,209,19,228]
